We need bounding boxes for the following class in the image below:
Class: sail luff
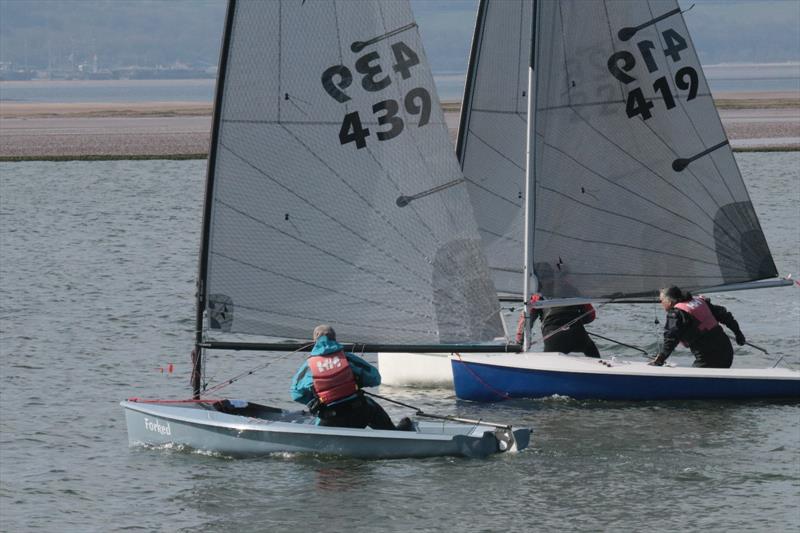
[194,0,237,398]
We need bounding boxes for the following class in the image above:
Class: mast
[193,0,236,398]
[522,0,538,351]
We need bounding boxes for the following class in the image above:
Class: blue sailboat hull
[451,354,800,402]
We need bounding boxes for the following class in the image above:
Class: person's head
[659,286,690,310]
[312,324,336,341]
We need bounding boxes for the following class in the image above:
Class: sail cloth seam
[477,225,524,245]
[209,250,437,322]
[217,140,431,282]
[276,123,449,269]
[537,184,749,268]
[536,227,751,274]
[360,147,441,249]
[539,125,754,266]
[213,197,433,304]
[463,175,523,208]
[467,128,526,172]
[203,293,435,335]
[565,106,760,264]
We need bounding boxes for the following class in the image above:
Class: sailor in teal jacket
[290,325,403,430]
[290,334,381,406]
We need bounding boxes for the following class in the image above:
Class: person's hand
[735,332,746,346]
[648,354,666,366]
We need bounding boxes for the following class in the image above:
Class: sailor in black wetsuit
[650,286,746,368]
[516,294,600,357]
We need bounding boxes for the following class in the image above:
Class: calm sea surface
[1,153,798,532]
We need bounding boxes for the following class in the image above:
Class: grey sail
[199,0,503,345]
[457,0,533,296]
[529,0,778,299]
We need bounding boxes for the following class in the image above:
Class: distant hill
[0,0,797,73]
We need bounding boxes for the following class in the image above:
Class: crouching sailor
[290,324,412,430]
[650,286,746,368]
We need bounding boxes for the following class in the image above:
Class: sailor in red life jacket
[290,325,412,430]
[650,286,746,368]
[515,294,600,357]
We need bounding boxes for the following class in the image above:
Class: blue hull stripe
[452,361,800,402]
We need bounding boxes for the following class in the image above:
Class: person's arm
[289,362,315,404]
[651,310,686,365]
[581,304,596,324]
[707,299,746,345]
[346,353,381,388]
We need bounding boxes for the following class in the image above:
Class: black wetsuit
[657,299,744,368]
[533,305,600,358]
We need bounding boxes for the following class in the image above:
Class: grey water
[0,153,798,532]
[2,63,798,104]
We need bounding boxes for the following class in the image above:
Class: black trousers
[543,328,600,358]
[690,328,734,368]
[317,396,396,430]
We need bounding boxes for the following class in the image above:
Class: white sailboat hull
[378,352,454,387]
[451,353,800,402]
[121,400,530,459]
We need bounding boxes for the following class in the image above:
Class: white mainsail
[457,0,533,296]
[459,0,779,302]
[199,0,504,345]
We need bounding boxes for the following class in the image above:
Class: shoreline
[1,91,798,160]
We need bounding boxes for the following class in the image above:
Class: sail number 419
[607,28,699,121]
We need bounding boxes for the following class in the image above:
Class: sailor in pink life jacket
[650,286,746,368]
[290,325,413,431]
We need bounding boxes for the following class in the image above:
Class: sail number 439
[321,41,431,150]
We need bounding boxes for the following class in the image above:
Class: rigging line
[219,140,429,284]
[350,22,417,53]
[453,353,511,401]
[213,198,432,305]
[396,178,464,207]
[466,128,526,171]
[536,226,751,273]
[278,123,447,274]
[542,116,753,265]
[463,175,524,208]
[203,343,314,395]
[478,225,524,245]
[586,331,649,354]
[617,6,682,41]
[209,249,437,324]
[362,391,512,429]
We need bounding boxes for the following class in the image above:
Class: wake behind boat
[121,0,530,458]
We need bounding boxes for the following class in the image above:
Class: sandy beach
[1,91,798,159]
